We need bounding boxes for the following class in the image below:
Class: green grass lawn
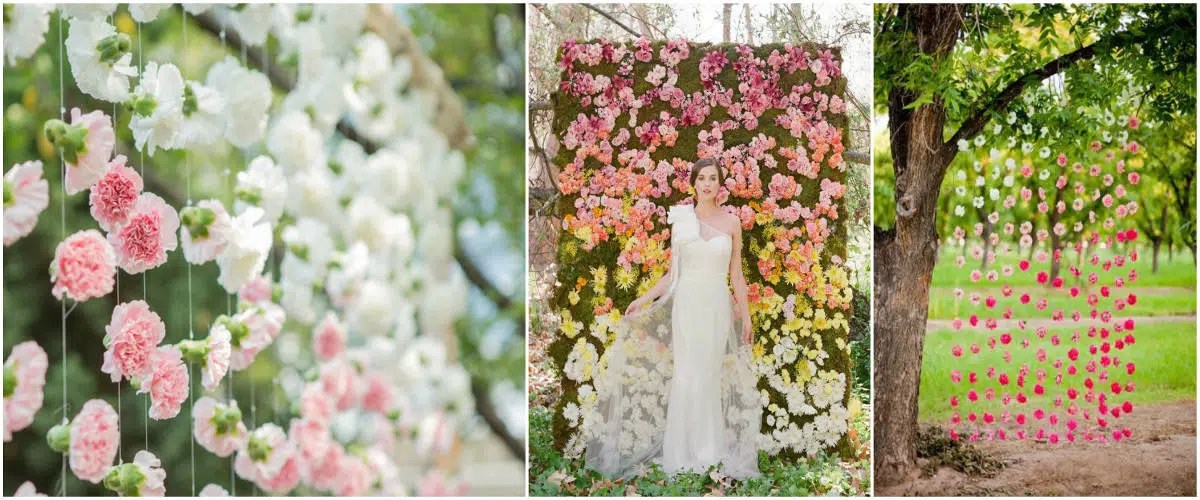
[926,285,1197,320]
[918,320,1197,423]
[932,249,1197,289]
[527,406,871,496]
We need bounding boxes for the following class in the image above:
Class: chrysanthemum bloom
[109,193,179,274]
[138,346,188,420]
[179,323,231,391]
[12,481,44,496]
[48,399,119,483]
[51,229,117,302]
[88,156,143,232]
[128,62,184,155]
[216,207,272,294]
[333,454,373,496]
[312,312,347,361]
[102,450,166,496]
[43,108,115,195]
[180,199,232,265]
[192,397,247,457]
[197,484,229,497]
[101,300,166,383]
[3,341,48,441]
[4,161,50,246]
[64,18,137,103]
[234,423,293,483]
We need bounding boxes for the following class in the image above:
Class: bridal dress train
[584,204,761,479]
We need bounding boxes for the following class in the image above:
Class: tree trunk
[874,5,964,487]
[722,4,732,42]
[743,3,755,45]
[1152,238,1161,273]
[1047,179,1067,282]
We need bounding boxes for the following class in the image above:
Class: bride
[584,157,761,479]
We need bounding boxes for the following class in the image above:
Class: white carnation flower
[175,80,227,148]
[205,57,272,148]
[182,4,213,15]
[128,4,169,23]
[4,4,52,66]
[281,217,334,270]
[266,109,326,173]
[313,4,367,56]
[285,165,340,223]
[128,61,184,155]
[235,155,287,222]
[216,207,272,294]
[64,18,137,103]
[58,4,115,21]
[228,3,272,47]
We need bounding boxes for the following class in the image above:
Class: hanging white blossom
[174,80,227,148]
[216,207,272,294]
[204,57,272,148]
[227,3,273,47]
[127,4,169,23]
[4,4,52,66]
[128,61,184,155]
[58,4,116,21]
[266,110,326,173]
[65,18,137,103]
[234,155,287,223]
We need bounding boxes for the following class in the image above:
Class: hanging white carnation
[4,4,52,66]
[127,4,169,23]
[174,80,227,148]
[266,109,326,173]
[58,4,116,21]
[65,18,137,103]
[313,3,367,57]
[348,279,396,336]
[128,61,184,155]
[205,57,271,148]
[281,217,335,270]
[227,3,272,47]
[181,4,213,15]
[216,206,272,294]
[285,165,341,224]
[234,155,287,223]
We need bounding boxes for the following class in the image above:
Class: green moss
[547,39,854,460]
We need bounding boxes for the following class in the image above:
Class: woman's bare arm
[728,218,751,326]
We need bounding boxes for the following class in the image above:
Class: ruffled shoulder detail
[667,204,694,225]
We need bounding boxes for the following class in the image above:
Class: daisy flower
[192,397,247,457]
[88,155,143,232]
[101,300,166,383]
[64,18,137,103]
[4,160,50,246]
[4,5,52,66]
[180,199,233,265]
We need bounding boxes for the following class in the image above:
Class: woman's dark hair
[689,157,725,186]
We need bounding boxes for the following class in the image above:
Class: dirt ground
[877,400,1197,497]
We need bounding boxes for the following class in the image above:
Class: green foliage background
[546,40,854,460]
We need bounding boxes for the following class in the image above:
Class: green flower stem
[42,119,88,165]
[180,206,217,240]
[3,365,17,398]
[95,32,132,65]
[46,423,70,453]
[103,463,146,497]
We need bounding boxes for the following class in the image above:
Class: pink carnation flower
[88,155,143,232]
[238,274,273,305]
[320,359,361,411]
[308,443,344,492]
[333,454,373,496]
[56,108,116,195]
[193,397,247,458]
[234,423,293,483]
[3,341,48,441]
[4,160,50,246]
[418,470,468,497]
[138,346,189,420]
[416,411,455,458]
[312,312,347,362]
[131,450,167,496]
[227,305,280,371]
[69,399,120,483]
[180,199,232,265]
[299,382,335,423]
[51,229,117,302]
[289,417,332,465]
[109,192,179,274]
[361,372,394,415]
[13,481,45,496]
[257,455,302,495]
[101,300,166,383]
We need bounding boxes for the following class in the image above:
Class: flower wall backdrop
[545,38,855,459]
[3,4,524,496]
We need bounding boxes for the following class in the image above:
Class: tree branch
[471,372,525,460]
[583,3,639,38]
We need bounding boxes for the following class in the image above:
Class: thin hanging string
[137,18,148,453]
[111,22,123,463]
[218,16,237,496]
[57,12,67,497]
[182,6,197,495]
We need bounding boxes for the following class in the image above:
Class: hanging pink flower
[138,346,189,420]
[180,199,232,265]
[68,399,120,483]
[12,481,44,496]
[257,455,302,495]
[416,411,455,458]
[234,423,293,483]
[333,454,373,496]
[193,397,247,457]
[50,229,117,302]
[238,274,273,305]
[312,312,347,361]
[417,470,468,497]
[288,417,331,464]
[3,341,48,441]
[198,323,231,391]
[88,155,143,232]
[101,300,166,383]
[361,372,395,415]
[299,382,335,423]
[109,192,179,274]
[4,160,50,246]
[319,359,360,411]
[43,108,116,195]
[308,443,344,492]
[131,450,168,496]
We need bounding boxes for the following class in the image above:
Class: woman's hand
[741,319,752,344]
[625,297,648,316]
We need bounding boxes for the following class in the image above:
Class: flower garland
[4,4,477,495]
[547,38,855,459]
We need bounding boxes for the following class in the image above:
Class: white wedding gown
[584,204,760,479]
